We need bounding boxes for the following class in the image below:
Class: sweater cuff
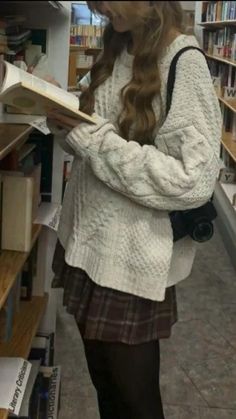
[65,114,111,158]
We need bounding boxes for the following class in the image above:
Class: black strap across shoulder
[166,46,206,116]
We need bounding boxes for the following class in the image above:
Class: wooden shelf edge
[0,294,48,358]
[0,409,8,419]
[221,132,236,163]
[0,224,42,310]
[205,53,236,67]
[218,96,236,114]
[70,45,102,51]
[199,20,236,27]
[0,124,33,161]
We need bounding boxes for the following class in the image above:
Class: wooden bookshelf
[0,294,48,358]
[0,409,8,419]
[200,20,236,28]
[221,131,236,163]
[70,45,102,52]
[0,294,48,419]
[0,123,33,161]
[0,224,41,310]
[205,53,236,68]
[218,96,236,114]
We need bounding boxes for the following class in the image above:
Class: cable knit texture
[57,35,222,301]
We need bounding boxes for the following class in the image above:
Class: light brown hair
[80,1,184,144]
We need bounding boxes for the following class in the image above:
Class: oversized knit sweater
[57,34,222,301]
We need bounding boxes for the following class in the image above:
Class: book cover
[0,357,32,415]
[0,61,95,123]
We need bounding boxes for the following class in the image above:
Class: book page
[1,61,79,111]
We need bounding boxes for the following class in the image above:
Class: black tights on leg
[83,339,165,419]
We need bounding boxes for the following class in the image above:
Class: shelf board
[0,123,33,161]
[199,20,236,28]
[70,45,102,52]
[0,294,48,358]
[221,132,236,162]
[0,224,41,311]
[205,53,236,67]
[0,409,8,419]
[218,96,236,113]
[220,182,236,211]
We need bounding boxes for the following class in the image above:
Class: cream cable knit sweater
[57,34,221,301]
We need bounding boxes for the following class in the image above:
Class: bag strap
[166,46,206,116]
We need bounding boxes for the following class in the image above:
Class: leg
[82,339,121,419]
[106,340,165,419]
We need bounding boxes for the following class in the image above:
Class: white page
[1,61,79,111]
[0,357,31,415]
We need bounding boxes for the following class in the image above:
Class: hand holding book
[0,61,95,124]
[47,110,81,131]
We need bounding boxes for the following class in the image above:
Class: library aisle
[55,227,236,419]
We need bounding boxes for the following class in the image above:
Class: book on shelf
[70,24,103,48]
[29,332,55,367]
[0,60,95,123]
[8,361,61,419]
[202,1,236,23]
[1,174,34,252]
[0,274,21,342]
[203,27,236,60]
[21,240,38,301]
[207,58,236,99]
[0,357,31,415]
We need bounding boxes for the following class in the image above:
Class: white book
[0,357,31,415]
[0,61,95,123]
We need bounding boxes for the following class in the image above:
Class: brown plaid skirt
[52,241,178,344]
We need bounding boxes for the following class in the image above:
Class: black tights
[82,339,165,419]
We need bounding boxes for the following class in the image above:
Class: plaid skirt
[52,241,178,345]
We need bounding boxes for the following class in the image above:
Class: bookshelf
[0,1,71,417]
[0,409,8,419]
[200,19,236,28]
[0,124,33,160]
[0,294,48,358]
[0,224,41,310]
[205,52,236,67]
[196,0,236,269]
[68,2,103,88]
[222,131,236,162]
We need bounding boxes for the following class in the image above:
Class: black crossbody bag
[166,46,217,243]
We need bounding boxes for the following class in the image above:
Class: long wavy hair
[80,1,184,144]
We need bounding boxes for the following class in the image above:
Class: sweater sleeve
[66,50,222,211]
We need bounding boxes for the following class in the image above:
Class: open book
[0,60,95,124]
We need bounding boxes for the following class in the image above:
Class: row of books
[208,59,236,96]
[203,28,236,60]
[70,24,103,48]
[0,331,61,418]
[202,1,236,22]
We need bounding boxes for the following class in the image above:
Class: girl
[49,1,221,418]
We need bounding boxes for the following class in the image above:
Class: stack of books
[0,15,31,62]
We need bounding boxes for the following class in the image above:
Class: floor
[55,227,236,419]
